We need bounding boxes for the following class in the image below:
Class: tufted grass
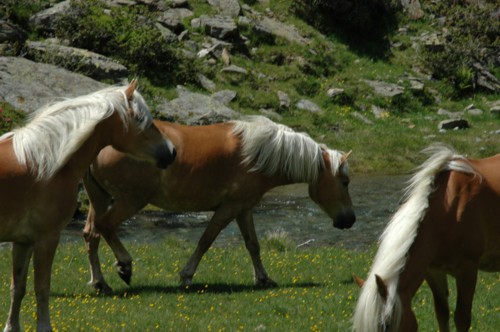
[0,238,498,331]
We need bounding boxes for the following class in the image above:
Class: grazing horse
[83,116,355,293]
[0,80,175,332]
[353,145,500,332]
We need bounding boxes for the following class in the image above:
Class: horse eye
[342,178,350,187]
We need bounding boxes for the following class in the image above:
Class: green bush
[292,0,399,57]
[0,0,52,30]
[54,0,194,83]
[422,3,499,95]
[0,103,26,135]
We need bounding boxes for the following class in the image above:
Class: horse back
[427,154,500,272]
[153,121,270,209]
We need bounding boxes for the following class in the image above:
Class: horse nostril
[333,210,356,229]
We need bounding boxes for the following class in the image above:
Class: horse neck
[55,117,114,181]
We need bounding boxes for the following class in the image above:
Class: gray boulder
[296,99,322,113]
[24,40,128,82]
[157,8,194,32]
[157,86,240,124]
[0,20,28,43]
[199,15,239,40]
[241,6,310,45]
[363,79,405,98]
[29,0,71,35]
[207,0,241,18]
[0,57,107,113]
[438,119,470,131]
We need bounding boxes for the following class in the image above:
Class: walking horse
[0,80,175,332]
[353,145,500,332]
[83,116,355,293]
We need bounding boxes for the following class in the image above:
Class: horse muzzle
[333,209,356,229]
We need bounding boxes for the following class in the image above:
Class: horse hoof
[116,262,132,285]
[256,278,278,288]
[89,281,113,295]
[180,276,193,288]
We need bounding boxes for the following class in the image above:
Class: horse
[353,145,500,332]
[83,115,355,293]
[0,80,176,332]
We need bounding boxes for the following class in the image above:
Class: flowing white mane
[353,144,476,332]
[0,85,153,181]
[231,116,344,183]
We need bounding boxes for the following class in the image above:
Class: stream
[63,175,409,251]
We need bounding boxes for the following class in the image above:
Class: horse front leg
[33,233,61,332]
[4,243,33,332]
[453,265,478,332]
[179,205,238,287]
[426,270,450,332]
[236,210,277,287]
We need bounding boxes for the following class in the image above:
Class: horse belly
[0,212,39,243]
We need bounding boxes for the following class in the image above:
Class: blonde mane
[353,144,476,332]
[231,116,344,182]
[0,85,153,181]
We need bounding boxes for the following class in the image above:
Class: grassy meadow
[0,237,498,331]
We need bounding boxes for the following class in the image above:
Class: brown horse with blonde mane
[0,81,175,332]
[353,145,500,332]
[83,116,355,293]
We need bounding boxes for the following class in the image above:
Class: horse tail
[353,144,469,331]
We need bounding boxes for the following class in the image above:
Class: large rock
[199,15,239,40]
[241,6,310,45]
[0,57,107,113]
[207,0,241,18]
[24,40,128,82]
[438,119,470,131]
[29,0,72,35]
[157,8,194,32]
[296,99,322,113]
[156,86,240,124]
[0,20,28,43]
[363,79,405,98]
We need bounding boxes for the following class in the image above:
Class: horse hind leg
[83,206,112,294]
[96,200,147,287]
[4,243,34,332]
[236,210,277,287]
[83,170,114,294]
[454,265,478,332]
[426,270,451,332]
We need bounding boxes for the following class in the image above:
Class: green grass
[0,239,498,331]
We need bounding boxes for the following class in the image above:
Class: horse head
[108,80,176,169]
[308,149,355,229]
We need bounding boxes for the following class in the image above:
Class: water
[63,175,408,250]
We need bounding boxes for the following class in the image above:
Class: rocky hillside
[1,0,498,172]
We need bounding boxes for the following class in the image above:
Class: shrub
[291,0,399,57]
[0,103,26,135]
[422,3,499,95]
[54,0,194,83]
[0,0,52,30]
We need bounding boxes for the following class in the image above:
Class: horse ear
[341,150,352,164]
[353,274,365,288]
[375,274,388,302]
[125,79,138,101]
